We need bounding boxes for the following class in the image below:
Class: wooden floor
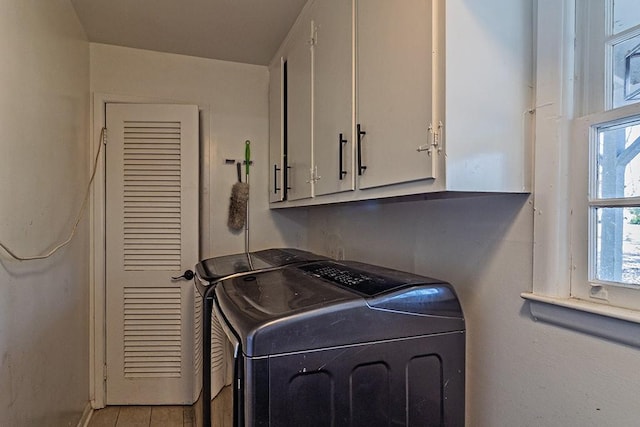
[87,387,234,427]
[87,405,198,427]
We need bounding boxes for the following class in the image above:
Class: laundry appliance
[211,259,466,426]
[194,248,327,426]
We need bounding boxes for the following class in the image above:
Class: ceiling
[70,0,308,66]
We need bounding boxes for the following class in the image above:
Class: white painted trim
[90,92,210,408]
[76,402,94,427]
[521,292,640,348]
[521,292,640,324]
[531,0,575,298]
[89,92,107,409]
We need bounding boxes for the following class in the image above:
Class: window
[611,2,640,109]
[571,0,640,312]
[525,0,640,345]
[592,119,640,284]
[577,0,640,116]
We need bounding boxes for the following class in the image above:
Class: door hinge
[309,21,317,46]
[103,364,108,380]
[102,127,108,145]
[306,166,321,184]
[417,121,443,156]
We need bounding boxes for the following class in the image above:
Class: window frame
[572,0,640,305]
[523,0,640,347]
[571,104,640,311]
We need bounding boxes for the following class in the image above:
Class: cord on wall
[0,128,105,261]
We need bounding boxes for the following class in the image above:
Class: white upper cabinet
[312,0,354,196]
[439,0,532,193]
[356,0,436,190]
[269,0,533,207]
[285,17,313,201]
[269,57,284,203]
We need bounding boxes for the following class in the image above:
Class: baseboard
[77,402,94,427]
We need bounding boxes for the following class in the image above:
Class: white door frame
[90,93,210,408]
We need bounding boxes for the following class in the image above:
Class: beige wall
[307,194,640,426]
[5,2,640,426]
[90,43,308,258]
[0,1,90,425]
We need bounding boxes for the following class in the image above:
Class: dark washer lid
[195,248,327,283]
[253,248,328,266]
[215,260,465,357]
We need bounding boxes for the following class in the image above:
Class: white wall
[0,1,90,425]
[5,2,637,426]
[306,194,640,426]
[90,43,308,258]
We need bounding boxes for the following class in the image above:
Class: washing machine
[212,259,466,426]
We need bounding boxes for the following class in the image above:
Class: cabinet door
[286,19,313,201]
[356,0,436,190]
[312,0,354,196]
[269,58,284,203]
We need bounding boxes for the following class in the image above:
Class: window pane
[596,118,640,198]
[612,34,640,109]
[613,0,640,34]
[594,207,640,285]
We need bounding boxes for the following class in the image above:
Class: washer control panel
[299,262,404,296]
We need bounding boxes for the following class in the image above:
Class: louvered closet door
[105,103,199,405]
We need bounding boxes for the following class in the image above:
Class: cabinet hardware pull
[357,124,367,175]
[286,166,292,190]
[273,164,281,194]
[339,133,348,180]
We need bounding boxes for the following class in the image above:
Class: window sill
[521,292,640,348]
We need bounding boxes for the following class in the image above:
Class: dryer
[194,248,327,426]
